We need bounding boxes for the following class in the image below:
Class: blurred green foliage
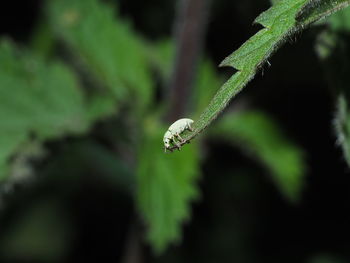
[329,7,350,30]
[0,40,89,179]
[5,0,350,260]
[47,0,153,111]
[137,117,200,253]
[210,111,305,202]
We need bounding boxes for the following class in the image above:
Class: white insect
[163,118,194,152]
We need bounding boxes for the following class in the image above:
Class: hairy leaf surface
[171,0,350,151]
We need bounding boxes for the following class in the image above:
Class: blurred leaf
[172,0,350,150]
[0,41,88,137]
[0,133,27,179]
[147,39,175,83]
[0,40,91,180]
[210,111,306,202]
[47,0,153,111]
[147,39,223,117]
[7,142,46,188]
[86,94,117,124]
[193,59,224,117]
[315,7,350,166]
[137,117,200,254]
[329,4,350,30]
[42,141,134,195]
[31,21,55,58]
[296,0,350,25]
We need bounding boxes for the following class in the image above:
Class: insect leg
[171,136,181,149]
[175,141,181,149]
[176,133,185,142]
[187,124,193,132]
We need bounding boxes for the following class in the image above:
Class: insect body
[163,118,194,152]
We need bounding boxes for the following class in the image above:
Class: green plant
[169,0,350,149]
[0,0,350,259]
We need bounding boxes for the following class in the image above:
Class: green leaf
[0,40,89,180]
[296,0,350,25]
[42,141,134,194]
[0,41,88,137]
[0,133,28,179]
[146,39,175,83]
[193,59,224,117]
[209,111,306,202]
[169,0,350,151]
[329,4,350,30]
[30,22,55,58]
[86,94,117,124]
[47,0,153,111]
[137,117,200,254]
[145,39,223,117]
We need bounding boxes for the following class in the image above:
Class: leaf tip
[219,56,234,68]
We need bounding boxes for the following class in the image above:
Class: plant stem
[167,0,210,121]
[121,223,143,263]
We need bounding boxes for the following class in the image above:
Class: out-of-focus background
[0,0,350,262]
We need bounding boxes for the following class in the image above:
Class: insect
[163,118,194,152]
